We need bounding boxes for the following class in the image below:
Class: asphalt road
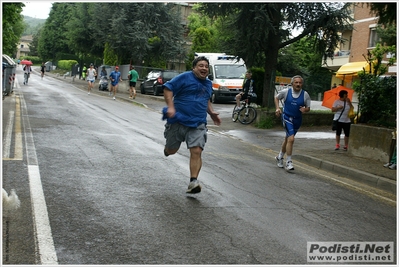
[2,67,396,265]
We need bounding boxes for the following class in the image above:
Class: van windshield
[214,65,246,79]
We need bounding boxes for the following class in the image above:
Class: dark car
[140,69,180,96]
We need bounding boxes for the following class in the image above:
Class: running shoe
[383,162,392,168]
[335,144,340,150]
[389,163,397,170]
[186,180,201,194]
[275,156,284,168]
[113,96,116,100]
[285,161,294,171]
[343,146,348,151]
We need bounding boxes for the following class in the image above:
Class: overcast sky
[22,1,53,19]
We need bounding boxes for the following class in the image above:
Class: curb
[296,154,396,194]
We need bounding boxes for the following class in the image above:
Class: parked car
[140,69,180,96]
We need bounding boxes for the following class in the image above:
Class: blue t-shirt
[163,71,212,127]
[109,71,121,85]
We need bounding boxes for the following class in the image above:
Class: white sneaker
[389,163,396,170]
[275,156,284,168]
[186,180,201,194]
[383,162,392,168]
[88,92,90,95]
[285,161,294,171]
[113,96,116,100]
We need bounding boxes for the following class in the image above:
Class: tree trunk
[262,36,280,108]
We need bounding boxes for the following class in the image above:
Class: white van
[195,53,247,103]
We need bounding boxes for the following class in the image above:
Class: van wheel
[140,84,145,94]
[211,93,218,103]
[153,86,159,96]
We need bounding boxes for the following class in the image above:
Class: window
[368,27,379,48]
[20,44,24,48]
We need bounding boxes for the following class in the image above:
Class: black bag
[332,120,338,131]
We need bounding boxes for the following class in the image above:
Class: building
[322,3,396,88]
[16,35,33,59]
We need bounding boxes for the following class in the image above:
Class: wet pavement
[17,68,398,195]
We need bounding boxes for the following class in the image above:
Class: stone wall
[349,124,395,162]
[257,111,396,163]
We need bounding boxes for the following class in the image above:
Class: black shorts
[129,81,137,87]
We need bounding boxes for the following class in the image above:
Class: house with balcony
[322,4,396,89]
[16,35,33,59]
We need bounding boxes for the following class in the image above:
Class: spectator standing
[274,75,311,171]
[109,66,122,100]
[82,64,87,80]
[162,56,221,194]
[128,66,139,99]
[332,89,353,151]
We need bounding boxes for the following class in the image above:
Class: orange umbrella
[322,85,354,109]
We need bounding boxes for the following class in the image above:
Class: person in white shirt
[86,63,97,95]
[23,65,32,85]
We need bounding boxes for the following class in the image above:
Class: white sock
[286,156,292,162]
[278,152,285,159]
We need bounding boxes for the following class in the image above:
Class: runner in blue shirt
[274,75,311,171]
[162,56,221,194]
[109,66,122,100]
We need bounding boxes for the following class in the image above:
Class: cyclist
[235,70,255,110]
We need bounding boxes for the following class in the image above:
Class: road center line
[19,93,58,265]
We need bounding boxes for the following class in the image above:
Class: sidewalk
[33,68,397,195]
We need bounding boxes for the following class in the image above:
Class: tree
[198,3,354,107]
[367,3,396,26]
[90,3,186,66]
[37,2,74,61]
[2,2,25,56]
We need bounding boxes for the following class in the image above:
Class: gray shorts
[164,123,208,150]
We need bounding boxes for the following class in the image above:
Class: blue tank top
[284,88,305,118]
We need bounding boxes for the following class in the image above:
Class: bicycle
[232,98,257,124]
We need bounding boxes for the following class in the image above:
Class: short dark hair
[339,90,348,98]
[192,56,209,68]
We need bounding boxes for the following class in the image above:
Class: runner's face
[192,60,209,80]
[292,78,303,91]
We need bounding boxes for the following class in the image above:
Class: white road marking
[19,93,58,265]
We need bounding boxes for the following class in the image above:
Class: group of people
[82,64,139,100]
[161,56,312,194]
[163,56,379,194]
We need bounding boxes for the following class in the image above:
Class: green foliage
[255,115,276,129]
[103,42,118,66]
[353,74,396,127]
[57,60,78,70]
[197,3,354,107]
[22,16,45,35]
[55,53,79,62]
[3,3,25,56]
[37,3,74,61]
[352,44,397,127]
[20,55,41,65]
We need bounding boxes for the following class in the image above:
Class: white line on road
[3,111,14,158]
[19,93,58,265]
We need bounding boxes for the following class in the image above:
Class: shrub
[57,60,78,71]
